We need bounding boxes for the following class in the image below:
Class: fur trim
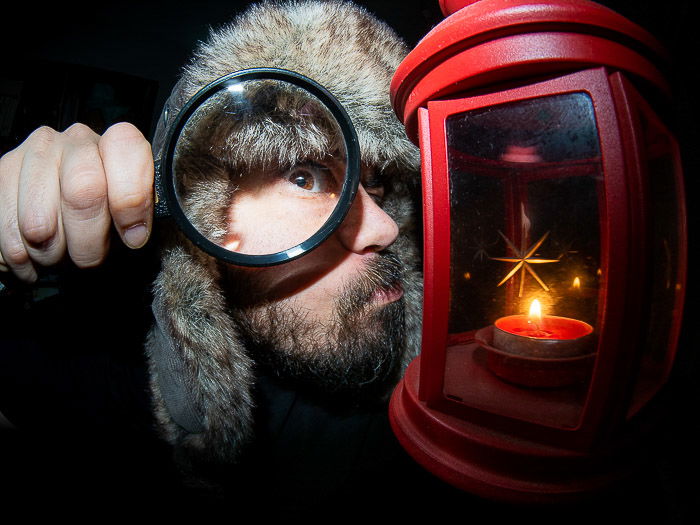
[147,240,256,467]
[163,0,418,173]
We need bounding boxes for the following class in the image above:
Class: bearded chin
[227,254,407,404]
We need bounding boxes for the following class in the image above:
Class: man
[0,0,427,513]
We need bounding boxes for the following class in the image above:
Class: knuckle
[110,191,147,214]
[0,148,20,175]
[1,239,30,268]
[63,122,97,140]
[27,126,59,151]
[101,122,146,146]
[18,212,57,246]
[62,175,108,214]
[61,136,105,188]
[21,127,62,168]
[72,252,106,269]
[67,158,105,185]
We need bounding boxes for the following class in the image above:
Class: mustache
[336,250,404,316]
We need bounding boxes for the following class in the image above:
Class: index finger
[98,122,154,249]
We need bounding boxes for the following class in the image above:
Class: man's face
[221,157,347,257]
[222,161,407,400]
[173,79,412,399]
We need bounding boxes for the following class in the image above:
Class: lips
[369,281,404,305]
[339,252,405,314]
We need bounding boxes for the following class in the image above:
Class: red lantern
[389,0,687,503]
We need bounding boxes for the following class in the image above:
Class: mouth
[338,252,405,314]
[369,281,404,306]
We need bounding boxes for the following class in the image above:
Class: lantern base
[389,355,639,504]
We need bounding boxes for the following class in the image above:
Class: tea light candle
[493,299,593,358]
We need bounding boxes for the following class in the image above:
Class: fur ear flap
[146,231,255,471]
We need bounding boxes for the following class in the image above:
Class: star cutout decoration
[490,230,560,297]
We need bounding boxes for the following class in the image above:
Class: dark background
[0,0,448,149]
[1,1,695,301]
[0,0,697,520]
[3,1,696,146]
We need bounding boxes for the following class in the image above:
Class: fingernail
[124,224,148,249]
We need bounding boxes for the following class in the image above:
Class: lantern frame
[389,65,686,502]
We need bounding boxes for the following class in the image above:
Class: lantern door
[418,67,655,447]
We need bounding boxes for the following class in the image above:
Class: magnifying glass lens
[171,77,349,257]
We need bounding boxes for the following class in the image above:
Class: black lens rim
[160,68,361,266]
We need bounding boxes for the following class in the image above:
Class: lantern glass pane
[443,93,602,429]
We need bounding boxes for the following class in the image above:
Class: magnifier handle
[153,160,171,219]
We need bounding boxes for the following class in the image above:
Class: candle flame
[463,271,471,280]
[573,276,581,289]
[528,299,543,325]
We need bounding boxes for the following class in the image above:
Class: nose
[336,185,399,253]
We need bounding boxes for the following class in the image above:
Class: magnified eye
[290,170,318,191]
[284,163,336,194]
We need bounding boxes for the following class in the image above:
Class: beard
[223,251,407,404]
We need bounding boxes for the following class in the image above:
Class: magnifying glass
[154,68,360,266]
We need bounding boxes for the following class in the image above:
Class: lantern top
[391,0,671,142]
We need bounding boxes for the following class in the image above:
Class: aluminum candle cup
[493,315,594,358]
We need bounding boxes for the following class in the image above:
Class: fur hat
[145,0,422,476]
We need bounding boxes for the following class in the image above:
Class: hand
[0,122,154,283]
